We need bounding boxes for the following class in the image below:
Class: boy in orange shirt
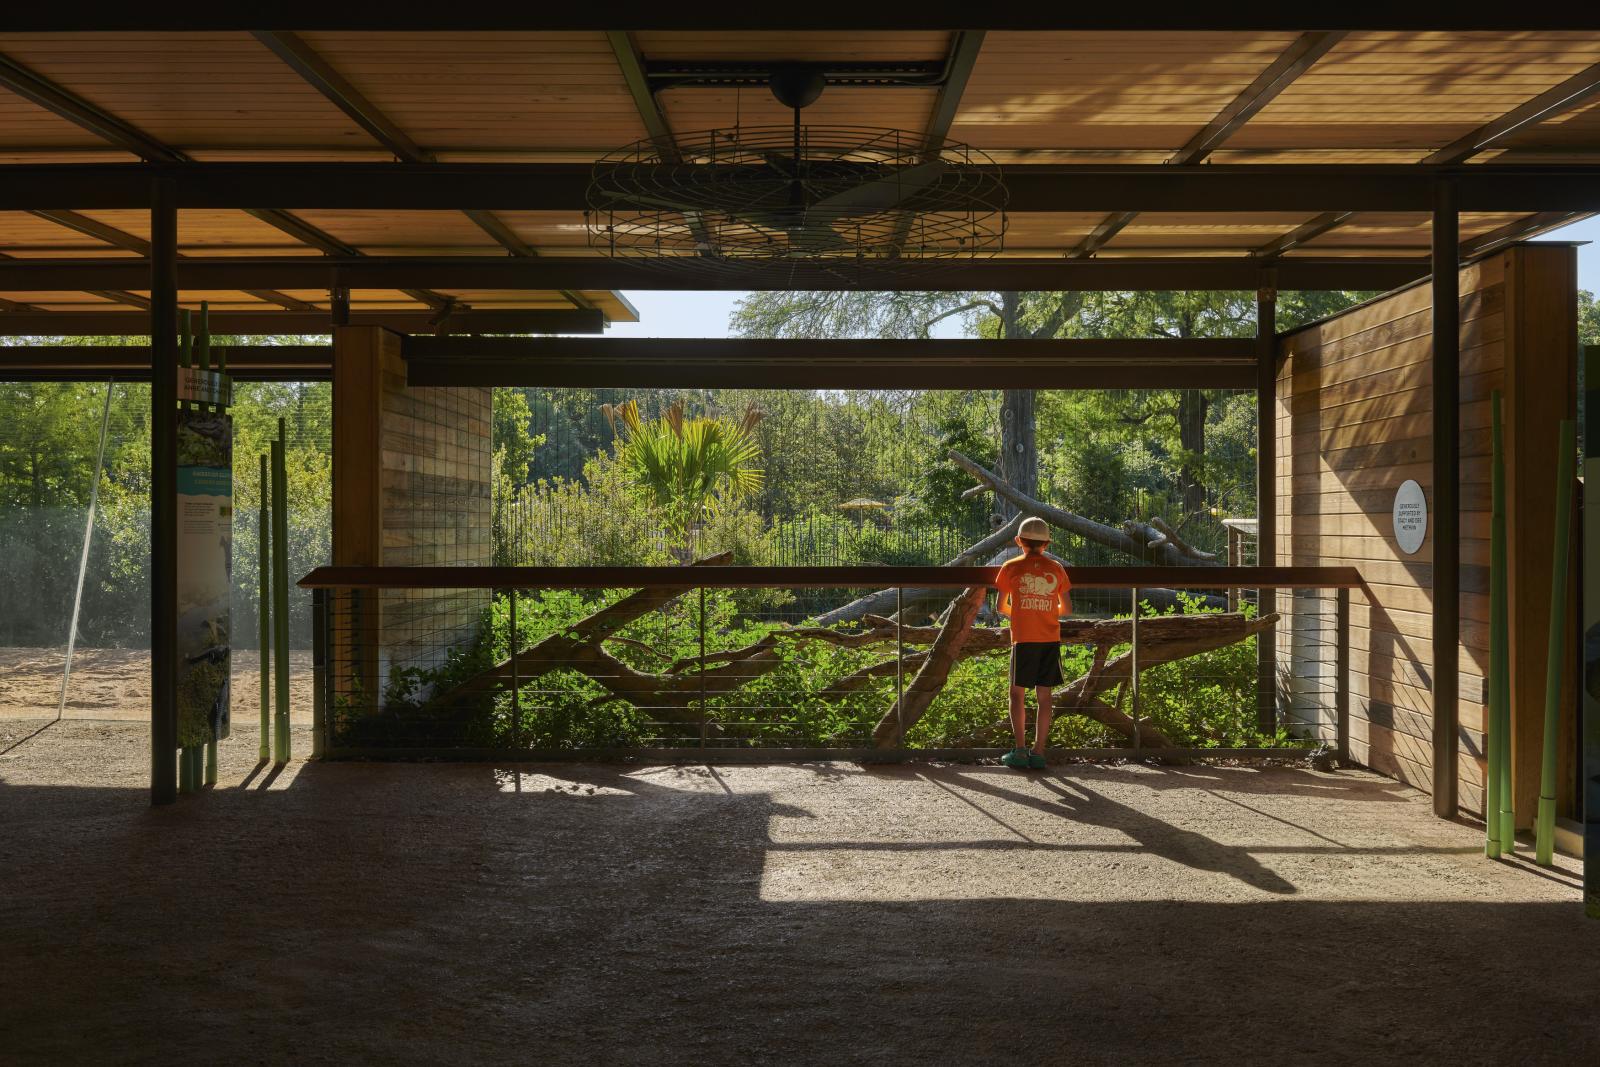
[993,516,1072,770]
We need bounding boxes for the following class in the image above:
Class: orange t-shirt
[994,551,1071,644]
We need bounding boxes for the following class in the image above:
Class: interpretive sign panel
[175,407,232,746]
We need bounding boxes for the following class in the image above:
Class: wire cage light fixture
[586,67,1007,281]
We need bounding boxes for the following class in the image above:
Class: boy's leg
[1009,685,1028,749]
[1032,686,1054,753]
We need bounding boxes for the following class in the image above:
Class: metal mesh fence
[315,577,1350,759]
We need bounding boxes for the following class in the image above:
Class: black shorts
[1010,642,1063,688]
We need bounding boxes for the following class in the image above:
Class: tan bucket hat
[1018,517,1051,542]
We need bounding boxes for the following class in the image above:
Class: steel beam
[1073,32,1344,257]
[400,335,1259,389]
[0,52,455,312]
[26,208,316,311]
[0,307,603,336]
[248,30,585,308]
[12,8,1600,31]
[0,254,1433,294]
[149,177,178,806]
[250,30,435,163]
[0,343,333,380]
[1424,60,1600,164]
[1251,211,1355,257]
[1462,210,1592,259]
[6,162,1600,213]
[1261,57,1600,252]
[0,53,182,162]
[1432,180,1460,819]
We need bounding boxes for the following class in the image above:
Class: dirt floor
[0,647,314,721]
[2,719,1595,1066]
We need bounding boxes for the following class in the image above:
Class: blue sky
[606,222,1598,338]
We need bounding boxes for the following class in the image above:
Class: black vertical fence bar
[1432,179,1461,818]
[509,589,520,751]
[1130,586,1141,752]
[895,586,905,743]
[698,587,708,749]
[1336,586,1351,766]
[1256,274,1279,736]
[311,587,327,758]
[149,177,178,806]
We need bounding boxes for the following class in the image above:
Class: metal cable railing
[300,565,1361,761]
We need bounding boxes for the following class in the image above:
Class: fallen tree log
[950,449,1219,567]
[871,609,1277,747]
[872,586,987,746]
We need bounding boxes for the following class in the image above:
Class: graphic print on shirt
[1016,571,1059,612]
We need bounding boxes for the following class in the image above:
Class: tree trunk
[873,586,986,746]
[996,292,1037,518]
[1178,389,1209,518]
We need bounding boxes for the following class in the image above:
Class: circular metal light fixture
[586,68,1007,281]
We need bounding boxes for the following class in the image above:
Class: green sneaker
[1028,751,1048,770]
[999,747,1031,769]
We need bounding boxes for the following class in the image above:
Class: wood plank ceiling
[2,28,1599,322]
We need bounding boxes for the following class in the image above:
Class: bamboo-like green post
[258,453,271,761]
[1487,392,1508,857]
[177,748,191,794]
[204,740,217,786]
[271,421,291,765]
[1536,419,1577,866]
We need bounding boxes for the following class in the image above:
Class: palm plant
[602,399,764,551]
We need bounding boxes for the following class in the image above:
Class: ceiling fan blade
[805,160,945,217]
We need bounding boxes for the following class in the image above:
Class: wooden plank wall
[332,326,493,701]
[1276,245,1577,820]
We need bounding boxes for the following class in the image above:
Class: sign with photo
[175,407,233,747]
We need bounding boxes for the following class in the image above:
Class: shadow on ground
[2,734,1595,1065]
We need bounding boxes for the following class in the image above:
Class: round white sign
[1393,479,1427,554]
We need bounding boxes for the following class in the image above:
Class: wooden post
[149,177,179,806]
[1256,278,1278,736]
[1432,179,1460,818]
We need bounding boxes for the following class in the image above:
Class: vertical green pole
[258,454,271,762]
[1536,419,1577,866]
[204,740,217,786]
[271,421,291,765]
[1487,393,1508,857]
[177,748,192,794]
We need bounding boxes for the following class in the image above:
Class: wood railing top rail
[298,564,1364,590]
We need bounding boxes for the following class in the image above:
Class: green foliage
[605,399,764,544]
[497,450,674,567]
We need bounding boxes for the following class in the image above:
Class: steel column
[149,178,178,805]
[1432,179,1461,818]
[1256,278,1279,736]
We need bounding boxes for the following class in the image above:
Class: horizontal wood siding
[1276,244,1577,820]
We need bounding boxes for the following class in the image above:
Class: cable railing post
[699,586,708,749]
[311,586,326,759]
[1336,586,1350,766]
[1131,586,1141,753]
[896,585,905,748]
[509,587,520,753]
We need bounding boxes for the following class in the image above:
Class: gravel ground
[2,718,1595,1066]
[0,647,314,722]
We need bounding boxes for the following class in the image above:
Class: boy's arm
[1057,566,1072,617]
[994,567,1013,617]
